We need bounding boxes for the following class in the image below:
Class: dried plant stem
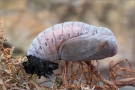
[0,79,7,90]
[30,79,41,89]
[115,77,135,88]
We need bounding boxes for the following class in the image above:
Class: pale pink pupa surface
[27,21,118,61]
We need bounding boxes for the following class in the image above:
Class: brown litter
[0,21,135,90]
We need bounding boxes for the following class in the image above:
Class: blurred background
[0,0,135,89]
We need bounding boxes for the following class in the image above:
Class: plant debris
[0,21,135,90]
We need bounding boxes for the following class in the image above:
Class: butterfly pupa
[22,21,118,78]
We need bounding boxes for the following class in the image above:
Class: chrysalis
[22,21,118,78]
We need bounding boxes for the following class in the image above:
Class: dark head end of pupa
[22,55,58,79]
